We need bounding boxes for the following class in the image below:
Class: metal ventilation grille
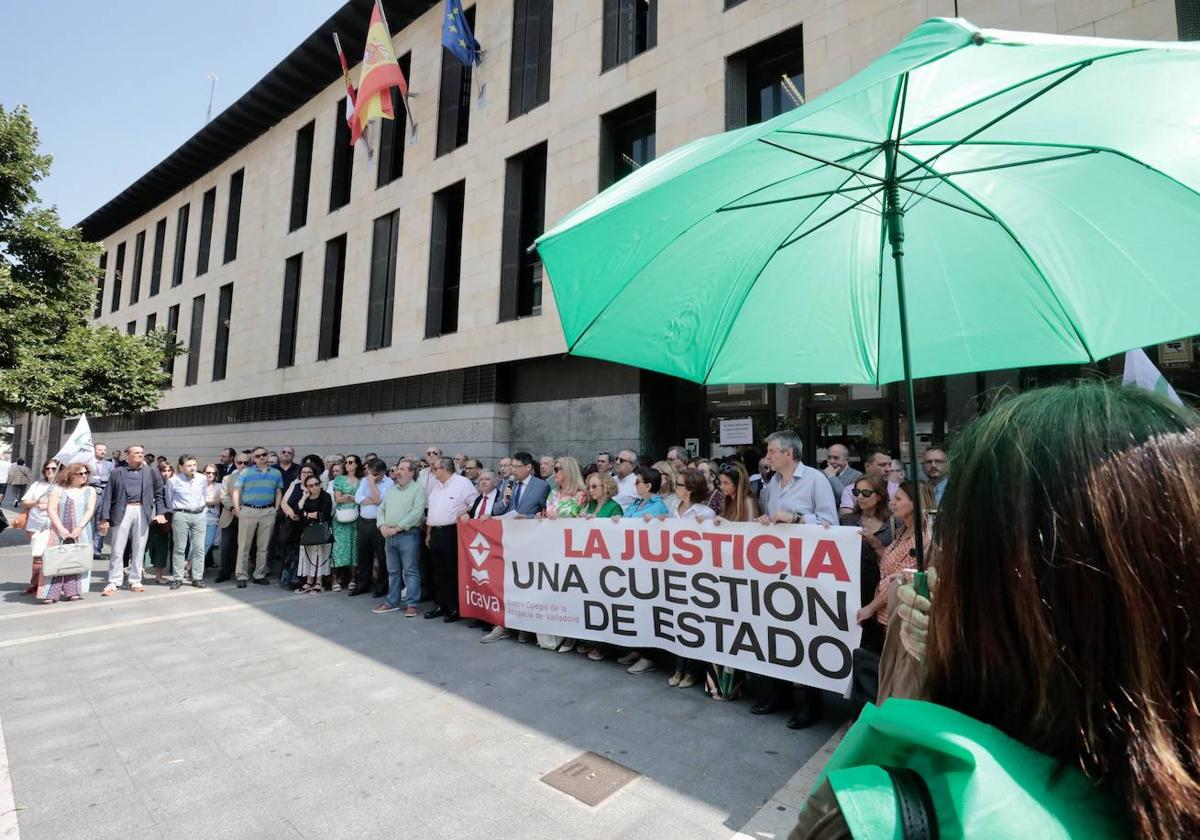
[540,752,640,807]
[1179,0,1200,40]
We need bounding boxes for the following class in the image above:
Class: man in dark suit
[97,444,166,595]
[467,470,502,519]
[492,452,549,518]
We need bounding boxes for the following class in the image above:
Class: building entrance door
[803,390,896,471]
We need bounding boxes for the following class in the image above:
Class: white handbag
[42,540,93,577]
[335,507,359,524]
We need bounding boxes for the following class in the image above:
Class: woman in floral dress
[41,462,97,603]
[330,454,361,591]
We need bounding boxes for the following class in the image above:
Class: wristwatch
[793,511,801,524]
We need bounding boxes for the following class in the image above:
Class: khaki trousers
[236,505,276,581]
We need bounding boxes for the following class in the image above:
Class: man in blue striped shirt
[232,446,284,588]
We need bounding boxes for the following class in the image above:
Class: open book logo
[471,567,490,584]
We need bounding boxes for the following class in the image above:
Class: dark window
[110,242,125,313]
[185,294,205,386]
[376,53,413,188]
[329,101,354,211]
[224,169,244,263]
[602,0,657,71]
[279,255,303,369]
[290,121,315,231]
[318,235,347,361]
[509,0,553,119]
[366,210,400,351]
[145,312,157,334]
[130,231,145,304]
[196,186,216,275]
[172,204,189,287]
[95,252,107,318]
[436,6,475,157]
[724,0,748,7]
[499,142,547,321]
[1181,0,1200,39]
[425,181,466,338]
[150,217,166,296]
[213,283,233,382]
[599,92,656,189]
[165,304,180,377]
[126,321,136,335]
[726,24,804,129]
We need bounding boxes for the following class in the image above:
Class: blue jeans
[384,529,421,608]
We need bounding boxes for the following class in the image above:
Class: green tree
[0,104,180,416]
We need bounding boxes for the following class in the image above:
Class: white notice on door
[719,417,754,446]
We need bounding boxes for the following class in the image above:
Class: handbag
[299,521,334,546]
[11,510,28,530]
[42,539,93,577]
[335,507,359,524]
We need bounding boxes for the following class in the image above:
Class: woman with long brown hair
[717,462,760,522]
[790,381,1200,840]
[841,473,893,652]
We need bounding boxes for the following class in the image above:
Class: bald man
[823,443,862,500]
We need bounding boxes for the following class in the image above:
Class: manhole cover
[541,751,640,806]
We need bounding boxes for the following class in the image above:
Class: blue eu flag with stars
[442,0,480,67]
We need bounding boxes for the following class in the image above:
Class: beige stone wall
[89,0,1178,418]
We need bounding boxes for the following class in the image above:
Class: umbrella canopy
[535,18,1200,387]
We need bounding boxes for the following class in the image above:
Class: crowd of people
[6,428,947,731]
[6,380,1200,838]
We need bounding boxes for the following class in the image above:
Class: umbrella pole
[884,149,929,592]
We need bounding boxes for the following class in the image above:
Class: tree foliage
[0,104,180,416]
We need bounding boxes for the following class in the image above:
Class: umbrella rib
[898,149,1099,183]
[757,138,887,182]
[717,143,881,211]
[775,128,884,145]
[778,186,887,251]
[719,179,882,212]
[896,149,1097,364]
[898,48,1143,141]
[897,182,994,220]
[896,62,1091,183]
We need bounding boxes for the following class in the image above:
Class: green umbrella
[535,18,1200,573]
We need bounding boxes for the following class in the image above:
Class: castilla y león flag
[354,1,409,139]
[458,518,865,694]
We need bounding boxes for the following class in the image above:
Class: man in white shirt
[613,450,640,509]
[424,457,478,622]
[167,454,209,589]
[352,459,395,597]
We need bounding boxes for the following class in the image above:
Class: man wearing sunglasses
[215,450,251,583]
[232,447,284,588]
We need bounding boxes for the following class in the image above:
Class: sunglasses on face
[204,470,217,475]
[254,453,268,459]
[851,489,876,497]
[45,467,58,472]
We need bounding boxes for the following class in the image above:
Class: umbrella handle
[912,570,930,599]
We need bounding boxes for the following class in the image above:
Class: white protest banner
[459,518,863,695]
[51,415,96,467]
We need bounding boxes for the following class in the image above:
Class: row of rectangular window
[100,168,244,313]
[137,282,233,388]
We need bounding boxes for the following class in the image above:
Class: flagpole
[374,0,418,140]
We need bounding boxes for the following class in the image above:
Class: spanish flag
[354,1,409,139]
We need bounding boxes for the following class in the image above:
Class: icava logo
[468,532,491,584]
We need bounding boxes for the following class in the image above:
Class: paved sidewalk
[0,524,844,839]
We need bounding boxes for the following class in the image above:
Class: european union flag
[441,0,481,67]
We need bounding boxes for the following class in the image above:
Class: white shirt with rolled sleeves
[761,464,839,525]
[425,473,478,526]
[355,475,394,520]
[167,472,208,511]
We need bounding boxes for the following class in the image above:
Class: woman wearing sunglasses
[19,459,61,596]
[842,474,895,653]
[41,462,98,603]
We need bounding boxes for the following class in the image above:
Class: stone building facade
[12,0,1194,468]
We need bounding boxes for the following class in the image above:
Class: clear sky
[0,1,346,227]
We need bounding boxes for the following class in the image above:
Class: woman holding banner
[615,466,672,676]
[652,461,681,515]
[667,469,716,689]
[791,382,1200,840]
[574,474,624,660]
[843,474,894,653]
[717,463,760,522]
[544,457,586,519]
